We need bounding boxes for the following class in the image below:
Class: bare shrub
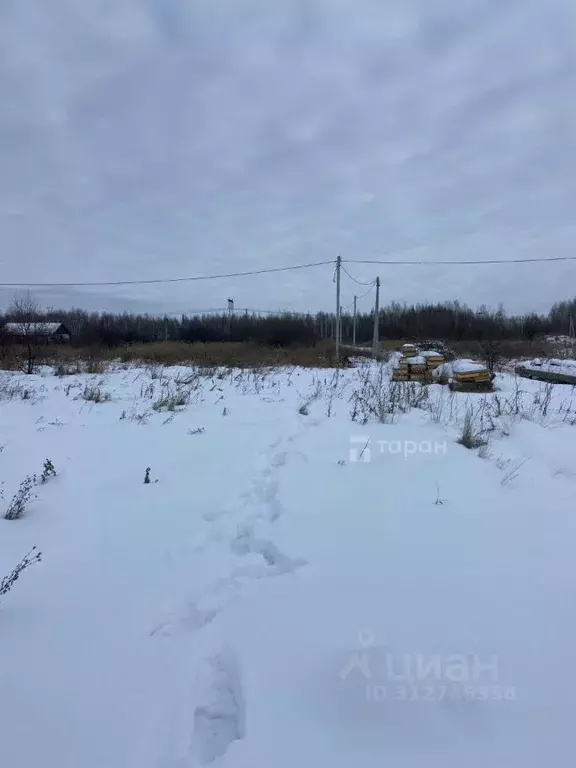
[434,483,448,505]
[0,377,37,403]
[484,380,558,427]
[530,382,554,420]
[0,547,42,603]
[322,369,348,417]
[123,406,152,424]
[152,388,190,412]
[40,459,57,483]
[351,364,429,424]
[558,389,576,425]
[63,382,82,397]
[81,384,111,403]
[457,406,488,450]
[4,476,37,520]
[54,361,82,377]
[148,365,165,381]
[140,382,155,399]
[298,382,322,415]
[428,386,456,425]
[174,368,204,393]
[85,357,106,374]
[480,340,503,373]
[7,293,45,374]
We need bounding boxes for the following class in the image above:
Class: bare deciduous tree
[480,340,503,373]
[8,293,47,374]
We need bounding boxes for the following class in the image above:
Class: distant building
[2,322,71,343]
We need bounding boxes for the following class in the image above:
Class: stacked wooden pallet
[400,343,418,358]
[392,356,410,381]
[392,353,429,382]
[420,350,445,370]
[432,359,494,391]
[392,344,444,382]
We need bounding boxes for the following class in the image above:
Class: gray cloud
[0,0,575,315]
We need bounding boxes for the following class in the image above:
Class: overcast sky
[1,0,575,316]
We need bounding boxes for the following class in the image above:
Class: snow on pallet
[516,358,576,384]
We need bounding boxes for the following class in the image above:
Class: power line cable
[5,252,574,288]
[345,255,576,266]
[0,260,334,288]
[356,283,377,301]
[343,282,376,311]
[341,265,376,286]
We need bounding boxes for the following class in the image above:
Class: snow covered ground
[1,363,575,767]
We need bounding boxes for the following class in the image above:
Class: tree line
[1,294,575,348]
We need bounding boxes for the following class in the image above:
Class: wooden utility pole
[335,255,342,358]
[372,277,380,357]
[352,295,357,346]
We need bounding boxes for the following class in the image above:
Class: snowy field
[1,362,576,767]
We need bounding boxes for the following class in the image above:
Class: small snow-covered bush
[148,365,165,381]
[54,362,82,377]
[529,382,554,421]
[427,386,456,424]
[41,459,57,483]
[457,406,488,450]
[140,382,155,399]
[152,388,190,412]
[174,369,203,387]
[0,547,42,604]
[4,476,37,520]
[298,382,321,416]
[351,365,429,424]
[85,358,106,374]
[81,384,111,403]
[0,378,36,403]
